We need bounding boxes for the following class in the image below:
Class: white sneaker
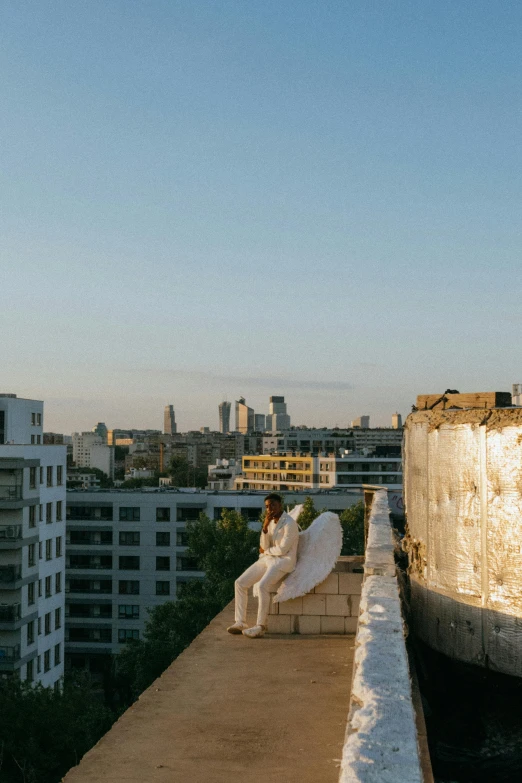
[242,625,266,639]
[227,622,248,634]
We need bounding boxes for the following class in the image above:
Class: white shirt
[259,511,300,573]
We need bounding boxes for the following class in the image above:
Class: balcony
[0,644,21,669]
[0,603,21,622]
[0,525,22,540]
[0,564,22,587]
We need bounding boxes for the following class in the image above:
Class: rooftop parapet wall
[339,490,424,783]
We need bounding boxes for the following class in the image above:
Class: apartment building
[72,432,115,479]
[261,428,403,456]
[0,394,66,687]
[64,487,362,673]
[235,452,402,492]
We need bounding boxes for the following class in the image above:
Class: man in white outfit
[227,493,299,639]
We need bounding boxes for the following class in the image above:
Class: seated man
[227,492,299,638]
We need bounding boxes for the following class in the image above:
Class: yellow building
[235,453,318,491]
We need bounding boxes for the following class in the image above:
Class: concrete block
[268,594,279,615]
[314,573,339,594]
[302,593,326,615]
[344,617,358,634]
[297,615,321,634]
[326,594,351,616]
[266,615,292,634]
[320,616,345,634]
[278,597,303,615]
[350,595,361,617]
[339,572,363,595]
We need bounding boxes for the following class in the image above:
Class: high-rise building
[0,394,66,686]
[265,396,290,433]
[218,401,231,434]
[72,432,115,479]
[391,413,402,429]
[235,397,255,434]
[164,405,176,435]
[254,414,266,432]
[513,384,522,406]
[351,416,370,429]
[92,422,108,442]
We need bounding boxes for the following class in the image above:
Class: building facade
[164,405,177,436]
[235,397,255,434]
[218,401,231,434]
[0,395,66,687]
[265,396,290,432]
[72,432,115,480]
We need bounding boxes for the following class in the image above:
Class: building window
[156,582,170,595]
[37,413,42,426]
[177,555,199,571]
[156,556,170,571]
[31,434,35,444]
[176,531,189,547]
[156,507,170,522]
[27,621,35,646]
[38,542,42,560]
[118,629,140,643]
[55,607,61,629]
[36,434,41,444]
[156,532,170,547]
[156,581,170,595]
[118,580,140,595]
[119,556,140,570]
[44,650,50,672]
[118,605,139,619]
[45,612,51,635]
[55,571,62,594]
[45,539,52,561]
[40,467,44,485]
[47,466,53,487]
[31,412,36,426]
[28,543,36,568]
[28,582,35,605]
[29,467,37,489]
[119,531,140,546]
[54,643,61,666]
[38,617,41,635]
[56,536,62,558]
[45,576,52,598]
[46,502,53,524]
[57,465,63,485]
[119,507,140,521]
[26,659,34,683]
[29,505,36,528]
[39,504,43,523]
[176,507,203,522]
[56,501,63,521]
[38,579,42,597]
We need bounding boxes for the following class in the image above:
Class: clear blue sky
[2,1,520,432]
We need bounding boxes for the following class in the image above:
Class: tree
[296,496,321,530]
[167,456,207,488]
[116,509,259,701]
[0,672,114,783]
[339,501,365,555]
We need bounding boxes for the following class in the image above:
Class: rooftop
[64,601,355,783]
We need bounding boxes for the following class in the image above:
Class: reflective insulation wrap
[404,408,522,677]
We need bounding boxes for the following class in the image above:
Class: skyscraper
[265,396,290,432]
[235,397,255,434]
[391,412,402,429]
[218,401,231,434]
[164,405,176,435]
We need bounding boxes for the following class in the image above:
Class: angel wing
[273,511,343,603]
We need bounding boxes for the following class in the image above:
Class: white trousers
[234,558,288,627]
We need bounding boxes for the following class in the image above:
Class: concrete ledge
[339,490,425,783]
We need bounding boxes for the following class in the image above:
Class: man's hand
[259,546,264,554]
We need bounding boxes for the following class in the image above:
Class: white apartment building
[261,427,403,456]
[0,394,66,687]
[64,487,363,673]
[207,459,242,490]
[72,432,115,479]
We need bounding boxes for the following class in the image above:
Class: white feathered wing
[273,511,343,603]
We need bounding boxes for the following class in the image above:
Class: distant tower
[265,396,290,433]
[351,416,370,429]
[235,397,255,434]
[391,412,403,429]
[254,414,266,432]
[164,404,177,435]
[92,422,108,442]
[219,401,231,434]
[513,385,522,406]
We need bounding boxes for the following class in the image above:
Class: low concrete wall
[267,556,364,635]
[339,490,425,783]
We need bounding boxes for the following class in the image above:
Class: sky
[1,1,521,433]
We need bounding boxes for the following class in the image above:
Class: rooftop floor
[64,601,355,783]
